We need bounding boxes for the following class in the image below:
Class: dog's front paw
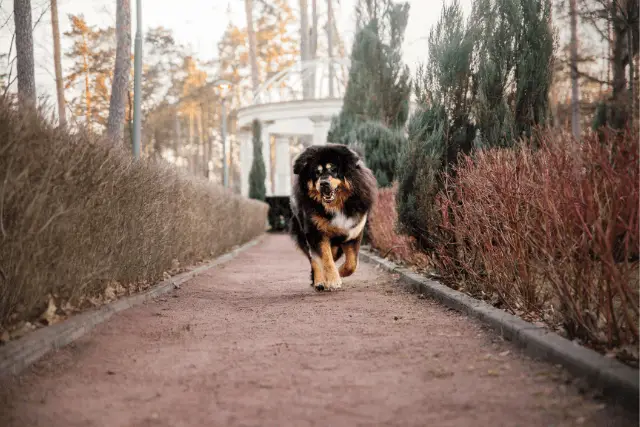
[314,282,326,291]
[324,278,342,291]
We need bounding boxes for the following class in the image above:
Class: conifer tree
[328,0,411,185]
[248,119,266,201]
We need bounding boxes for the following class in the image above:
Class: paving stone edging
[360,249,639,411]
[0,236,263,377]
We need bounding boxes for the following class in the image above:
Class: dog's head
[293,143,362,205]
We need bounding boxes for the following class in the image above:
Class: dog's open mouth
[321,189,336,203]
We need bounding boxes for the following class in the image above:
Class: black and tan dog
[289,143,377,291]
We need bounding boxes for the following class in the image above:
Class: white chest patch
[331,213,367,241]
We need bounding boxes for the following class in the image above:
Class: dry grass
[368,184,430,269]
[0,103,268,332]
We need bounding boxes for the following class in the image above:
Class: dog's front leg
[318,237,342,291]
[309,252,326,290]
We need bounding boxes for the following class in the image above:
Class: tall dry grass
[0,103,268,329]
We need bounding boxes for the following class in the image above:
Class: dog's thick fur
[289,143,377,291]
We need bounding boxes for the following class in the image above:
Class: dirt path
[0,234,635,427]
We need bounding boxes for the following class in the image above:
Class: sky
[0,0,473,107]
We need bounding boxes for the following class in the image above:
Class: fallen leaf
[10,322,36,340]
[486,369,499,376]
[103,284,117,302]
[499,350,511,357]
[40,295,60,325]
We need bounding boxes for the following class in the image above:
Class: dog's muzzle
[319,179,336,203]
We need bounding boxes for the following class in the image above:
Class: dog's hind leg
[339,234,362,277]
[332,245,343,262]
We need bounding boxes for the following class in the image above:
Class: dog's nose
[320,181,331,192]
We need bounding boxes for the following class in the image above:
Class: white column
[310,115,330,146]
[238,130,252,197]
[274,135,291,196]
[261,125,272,196]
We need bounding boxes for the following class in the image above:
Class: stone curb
[360,249,639,411]
[0,236,264,377]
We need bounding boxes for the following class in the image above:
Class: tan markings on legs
[339,237,361,277]
[310,255,325,288]
[319,238,342,290]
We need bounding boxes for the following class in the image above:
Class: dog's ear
[334,144,363,169]
[292,146,316,175]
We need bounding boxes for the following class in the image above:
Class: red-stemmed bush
[368,184,430,269]
[438,128,638,355]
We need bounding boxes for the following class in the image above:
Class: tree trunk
[299,0,312,98]
[628,8,635,128]
[14,0,36,107]
[309,0,318,96]
[327,0,335,97]
[107,0,132,142]
[83,34,91,125]
[610,0,628,129]
[244,0,260,96]
[50,0,66,126]
[569,0,581,139]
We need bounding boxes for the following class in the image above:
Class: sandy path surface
[0,234,635,427]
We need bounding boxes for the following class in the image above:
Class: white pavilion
[237,57,350,198]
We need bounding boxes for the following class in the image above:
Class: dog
[289,143,377,291]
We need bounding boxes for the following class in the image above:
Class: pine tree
[396,0,474,250]
[471,0,518,148]
[471,0,553,147]
[330,0,411,134]
[328,0,411,186]
[513,0,553,139]
[248,119,266,201]
[354,121,406,187]
[64,16,116,131]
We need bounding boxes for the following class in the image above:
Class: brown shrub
[0,103,268,329]
[368,184,430,269]
[438,128,638,352]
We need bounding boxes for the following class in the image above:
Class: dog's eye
[326,163,333,171]
[316,165,323,173]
